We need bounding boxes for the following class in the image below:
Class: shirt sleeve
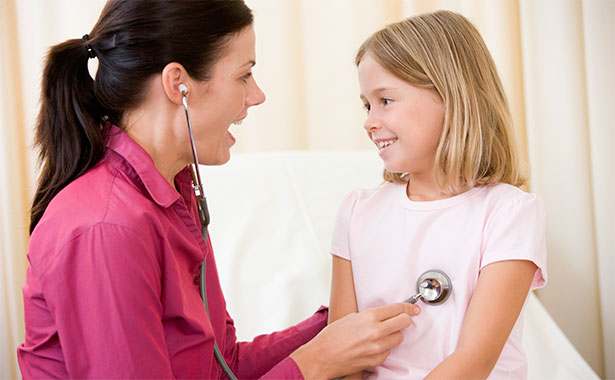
[330,191,359,260]
[481,192,548,289]
[260,357,305,379]
[222,306,328,379]
[32,222,174,378]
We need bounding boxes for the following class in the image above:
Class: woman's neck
[121,82,187,187]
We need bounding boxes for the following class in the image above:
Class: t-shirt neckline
[397,182,484,210]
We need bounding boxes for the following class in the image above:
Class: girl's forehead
[358,57,405,91]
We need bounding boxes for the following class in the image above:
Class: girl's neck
[405,172,469,202]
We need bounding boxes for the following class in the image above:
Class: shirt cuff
[295,306,328,343]
[261,356,304,379]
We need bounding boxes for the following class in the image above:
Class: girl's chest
[349,209,485,308]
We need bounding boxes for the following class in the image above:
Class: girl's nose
[363,114,382,132]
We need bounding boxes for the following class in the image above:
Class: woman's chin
[197,149,231,166]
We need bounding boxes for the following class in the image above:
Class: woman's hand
[290,302,420,380]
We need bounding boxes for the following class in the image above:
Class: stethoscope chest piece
[406,269,452,305]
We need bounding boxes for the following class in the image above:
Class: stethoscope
[180,83,238,380]
[405,269,452,305]
[331,270,453,380]
[180,83,453,379]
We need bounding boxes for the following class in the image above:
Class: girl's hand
[290,302,420,380]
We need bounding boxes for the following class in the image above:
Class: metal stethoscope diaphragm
[405,269,452,305]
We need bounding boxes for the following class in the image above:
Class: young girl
[329,10,547,380]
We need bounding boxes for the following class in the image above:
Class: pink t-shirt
[331,182,547,379]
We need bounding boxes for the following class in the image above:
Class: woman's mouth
[227,131,236,146]
[232,113,247,125]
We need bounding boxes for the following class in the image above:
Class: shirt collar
[105,124,192,208]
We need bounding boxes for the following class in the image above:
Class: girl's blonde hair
[356,10,527,192]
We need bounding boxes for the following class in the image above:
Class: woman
[17,1,419,379]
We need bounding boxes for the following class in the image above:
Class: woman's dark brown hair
[30,0,253,234]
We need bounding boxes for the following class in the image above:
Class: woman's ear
[161,62,189,105]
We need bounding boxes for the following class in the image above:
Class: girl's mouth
[375,138,397,150]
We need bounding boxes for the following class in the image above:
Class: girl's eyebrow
[373,87,394,93]
[360,87,397,100]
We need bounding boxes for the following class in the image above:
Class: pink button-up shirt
[18,125,327,379]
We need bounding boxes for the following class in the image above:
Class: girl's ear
[161,62,189,105]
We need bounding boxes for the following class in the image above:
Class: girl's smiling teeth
[375,138,398,150]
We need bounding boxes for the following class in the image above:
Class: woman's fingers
[351,304,420,366]
[290,303,420,379]
[368,302,421,322]
[378,308,416,336]
[366,331,404,358]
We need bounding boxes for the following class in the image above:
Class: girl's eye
[363,103,371,113]
[382,98,392,105]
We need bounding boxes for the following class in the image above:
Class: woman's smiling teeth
[376,138,397,150]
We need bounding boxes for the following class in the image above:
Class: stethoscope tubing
[183,91,238,380]
[200,256,238,380]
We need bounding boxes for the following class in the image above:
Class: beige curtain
[0,1,29,378]
[520,1,613,379]
[1,0,612,378]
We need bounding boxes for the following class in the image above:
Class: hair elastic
[82,34,96,59]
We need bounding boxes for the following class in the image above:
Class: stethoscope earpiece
[178,83,188,96]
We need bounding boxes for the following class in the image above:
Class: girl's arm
[425,259,537,380]
[329,255,363,379]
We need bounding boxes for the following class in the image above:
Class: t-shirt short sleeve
[330,191,359,260]
[481,192,548,289]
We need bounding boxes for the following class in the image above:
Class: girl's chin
[382,161,408,174]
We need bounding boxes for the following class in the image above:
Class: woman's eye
[241,72,253,82]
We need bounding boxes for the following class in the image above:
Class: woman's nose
[247,79,266,107]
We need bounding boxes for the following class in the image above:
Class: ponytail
[30,39,107,234]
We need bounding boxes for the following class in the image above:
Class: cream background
[1,0,612,378]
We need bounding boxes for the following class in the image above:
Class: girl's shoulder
[478,183,546,232]
[480,182,543,209]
